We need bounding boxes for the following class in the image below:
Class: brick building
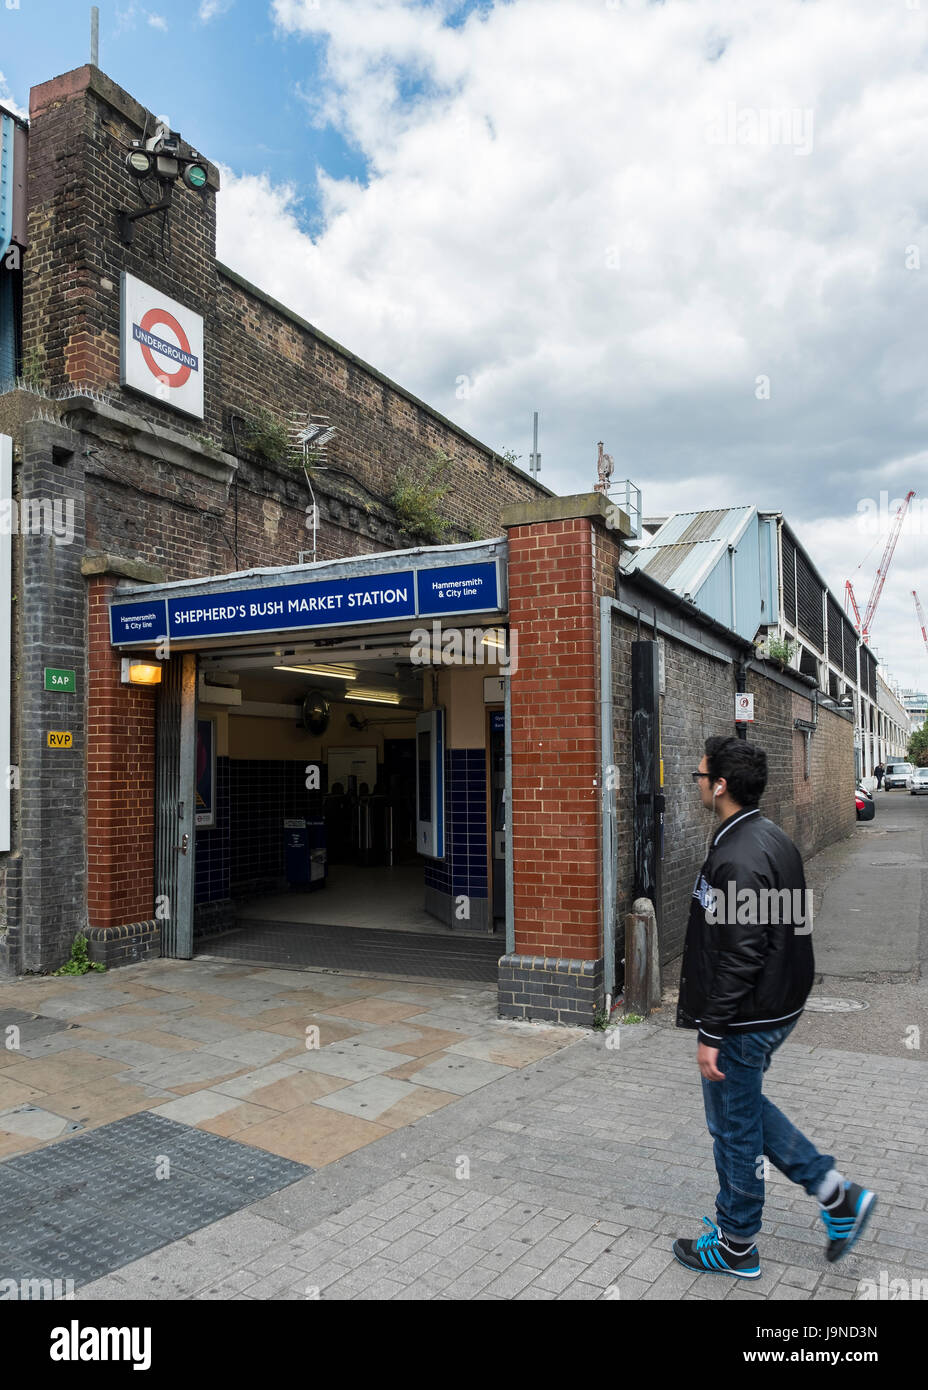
[0,64,856,1027]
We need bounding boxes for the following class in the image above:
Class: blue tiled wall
[197,753,488,906]
[195,758,320,901]
[424,748,488,901]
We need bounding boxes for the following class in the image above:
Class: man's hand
[698,1042,725,1080]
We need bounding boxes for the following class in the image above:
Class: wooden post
[624,897,660,1015]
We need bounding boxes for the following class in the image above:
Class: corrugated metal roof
[623,506,755,597]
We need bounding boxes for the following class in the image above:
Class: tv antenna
[528,412,541,478]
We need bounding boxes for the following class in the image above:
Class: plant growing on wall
[241,407,290,466]
[20,344,46,392]
[765,636,794,665]
[193,433,223,458]
[389,447,453,542]
[53,934,106,975]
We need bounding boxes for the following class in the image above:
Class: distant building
[901,689,927,737]
[624,506,903,777]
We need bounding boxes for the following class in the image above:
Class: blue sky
[1,0,362,231]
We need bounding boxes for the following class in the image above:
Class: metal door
[154,652,196,957]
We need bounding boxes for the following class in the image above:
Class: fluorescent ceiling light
[346,690,402,705]
[273,665,357,680]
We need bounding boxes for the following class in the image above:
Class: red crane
[915,590,928,659]
[846,490,915,644]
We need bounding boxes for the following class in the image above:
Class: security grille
[154,654,197,958]
[842,616,858,680]
[796,551,824,649]
[827,597,843,669]
[782,532,797,627]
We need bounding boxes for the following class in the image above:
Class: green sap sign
[44,668,76,693]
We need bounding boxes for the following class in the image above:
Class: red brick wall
[507,518,600,958]
[87,577,156,927]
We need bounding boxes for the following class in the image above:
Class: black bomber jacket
[676,807,814,1047]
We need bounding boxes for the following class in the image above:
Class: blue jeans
[700,1020,835,1242]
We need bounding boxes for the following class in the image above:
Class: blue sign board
[416,562,499,617]
[490,710,505,732]
[110,599,169,645]
[111,560,502,646]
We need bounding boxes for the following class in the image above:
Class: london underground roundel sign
[120,272,204,418]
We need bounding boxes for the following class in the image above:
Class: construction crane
[845,489,915,644]
[915,590,928,660]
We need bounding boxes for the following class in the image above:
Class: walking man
[874,762,884,790]
[672,735,877,1279]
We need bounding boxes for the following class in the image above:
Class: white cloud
[148,13,168,30]
[199,0,233,21]
[215,0,928,680]
[0,73,28,122]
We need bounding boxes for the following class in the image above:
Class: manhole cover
[804,997,869,1013]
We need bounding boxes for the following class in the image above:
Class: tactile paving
[0,1111,311,1289]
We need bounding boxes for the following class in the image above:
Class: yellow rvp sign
[47,731,73,749]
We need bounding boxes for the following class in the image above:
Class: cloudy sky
[2,0,927,691]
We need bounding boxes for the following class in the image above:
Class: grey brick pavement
[74,1019,928,1301]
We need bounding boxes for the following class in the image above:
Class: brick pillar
[86,572,161,965]
[497,494,627,1026]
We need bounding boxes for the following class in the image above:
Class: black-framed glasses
[691,771,712,783]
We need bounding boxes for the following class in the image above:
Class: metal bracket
[794,718,816,779]
[115,197,172,246]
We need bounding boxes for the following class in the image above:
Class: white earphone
[713,784,722,798]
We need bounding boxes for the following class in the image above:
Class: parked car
[907,767,928,796]
[884,761,915,790]
[855,784,875,821]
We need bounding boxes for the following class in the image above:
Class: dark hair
[705,736,767,807]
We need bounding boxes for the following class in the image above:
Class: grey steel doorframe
[155,651,197,958]
[504,672,514,955]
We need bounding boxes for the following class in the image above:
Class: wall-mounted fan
[300,689,331,735]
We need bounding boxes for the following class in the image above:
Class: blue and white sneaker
[820,1180,877,1262]
[672,1216,761,1278]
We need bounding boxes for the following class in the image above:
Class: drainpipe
[855,640,863,781]
[600,595,617,1016]
[729,544,737,634]
[504,666,514,957]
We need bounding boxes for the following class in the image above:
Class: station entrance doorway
[126,545,512,983]
[191,634,504,979]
